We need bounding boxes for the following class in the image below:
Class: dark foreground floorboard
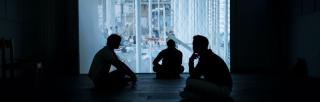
[1,74,319,102]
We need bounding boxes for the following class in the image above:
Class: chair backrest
[0,38,14,67]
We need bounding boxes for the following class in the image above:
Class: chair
[0,38,42,79]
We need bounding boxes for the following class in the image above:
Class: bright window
[79,0,230,73]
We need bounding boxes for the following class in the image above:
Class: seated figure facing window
[153,39,184,79]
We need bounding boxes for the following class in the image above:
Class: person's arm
[111,53,137,82]
[118,61,137,82]
[178,51,183,65]
[152,51,163,66]
[189,53,200,78]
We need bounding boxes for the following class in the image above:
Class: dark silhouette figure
[180,35,233,101]
[88,34,137,91]
[153,39,184,79]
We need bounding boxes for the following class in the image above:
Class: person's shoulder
[169,48,181,52]
[209,50,220,58]
[161,49,168,53]
[177,48,182,53]
[97,47,113,57]
[176,49,183,55]
[96,46,107,53]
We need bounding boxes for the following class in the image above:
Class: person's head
[192,35,209,53]
[167,39,176,48]
[107,34,122,49]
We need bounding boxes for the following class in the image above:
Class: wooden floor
[1,73,319,102]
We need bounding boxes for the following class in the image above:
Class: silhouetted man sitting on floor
[153,39,184,79]
[89,34,137,91]
[180,35,233,101]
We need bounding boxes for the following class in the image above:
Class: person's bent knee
[179,66,184,73]
[186,78,231,97]
[153,65,161,72]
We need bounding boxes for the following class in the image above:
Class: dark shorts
[153,65,184,79]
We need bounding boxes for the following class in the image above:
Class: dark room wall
[0,0,78,76]
[3,0,318,78]
[231,0,290,74]
[231,0,320,78]
[0,0,41,59]
[288,0,320,78]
